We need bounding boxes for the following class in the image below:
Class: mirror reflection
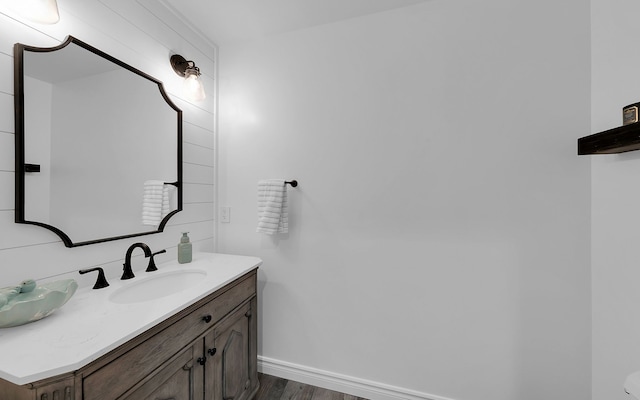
[15,36,182,247]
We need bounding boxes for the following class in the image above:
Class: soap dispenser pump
[178,232,192,264]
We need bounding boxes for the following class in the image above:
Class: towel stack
[257,179,289,234]
[142,180,174,226]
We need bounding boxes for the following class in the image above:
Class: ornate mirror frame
[14,36,183,247]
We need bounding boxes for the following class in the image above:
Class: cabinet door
[205,302,256,400]
[120,343,204,400]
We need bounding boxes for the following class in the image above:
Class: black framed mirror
[14,36,182,247]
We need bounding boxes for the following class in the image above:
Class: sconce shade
[183,69,206,102]
[170,54,206,102]
[11,0,60,24]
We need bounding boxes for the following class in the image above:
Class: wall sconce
[170,54,206,102]
[10,0,60,24]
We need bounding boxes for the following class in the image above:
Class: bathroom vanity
[0,253,261,400]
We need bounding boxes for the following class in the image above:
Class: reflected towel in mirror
[142,180,175,226]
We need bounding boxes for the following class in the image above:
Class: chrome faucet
[122,242,152,280]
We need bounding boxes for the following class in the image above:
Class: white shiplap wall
[0,0,216,287]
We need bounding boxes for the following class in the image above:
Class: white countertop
[0,252,261,386]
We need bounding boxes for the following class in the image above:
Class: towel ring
[285,180,298,188]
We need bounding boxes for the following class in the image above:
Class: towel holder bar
[285,180,298,188]
[164,181,179,187]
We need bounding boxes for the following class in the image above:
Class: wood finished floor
[256,373,368,400]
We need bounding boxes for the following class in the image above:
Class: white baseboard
[257,356,457,400]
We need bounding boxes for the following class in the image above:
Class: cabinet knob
[197,357,207,365]
[202,315,212,323]
[208,347,217,356]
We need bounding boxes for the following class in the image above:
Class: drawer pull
[197,357,207,365]
[208,347,217,356]
[202,315,212,323]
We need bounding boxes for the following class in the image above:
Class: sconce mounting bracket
[170,54,189,77]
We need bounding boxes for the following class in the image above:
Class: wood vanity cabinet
[0,269,258,400]
[119,342,204,400]
[206,302,256,400]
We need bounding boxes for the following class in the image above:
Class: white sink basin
[626,371,640,399]
[108,270,207,304]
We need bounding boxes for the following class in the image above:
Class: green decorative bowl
[0,279,78,328]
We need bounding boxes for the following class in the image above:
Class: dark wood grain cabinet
[0,270,259,400]
[207,302,256,400]
[120,343,204,400]
[36,377,75,400]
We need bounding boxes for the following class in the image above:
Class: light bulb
[183,69,206,102]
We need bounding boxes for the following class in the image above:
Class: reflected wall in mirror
[14,36,182,247]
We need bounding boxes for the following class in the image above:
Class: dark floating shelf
[578,123,640,155]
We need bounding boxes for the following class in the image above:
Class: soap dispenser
[178,232,192,264]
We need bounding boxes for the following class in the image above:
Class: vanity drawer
[82,272,256,400]
[194,272,257,326]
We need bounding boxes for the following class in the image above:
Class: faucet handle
[146,249,167,272]
[121,262,135,280]
[79,267,110,289]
